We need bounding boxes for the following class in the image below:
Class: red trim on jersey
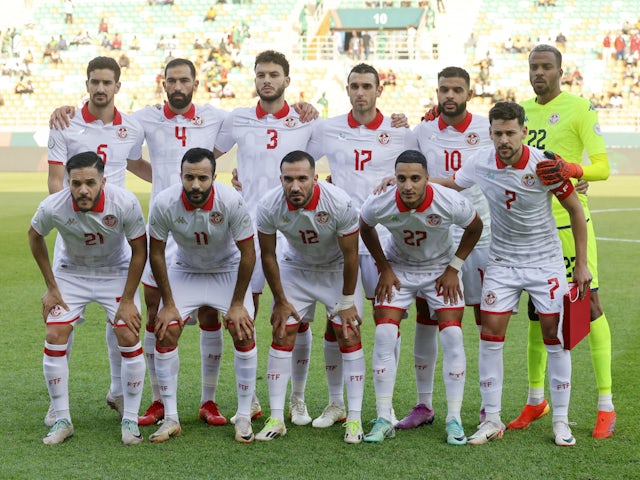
[44,347,67,357]
[543,337,561,345]
[343,228,360,237]
[550,180,575,201]
[155,344,177,353]
[271,342,294,352]
[129,233,147,242]
[286,183,320,210]
[72,189,105,212]
[374,305,405,312]
[480,332,505,342]
[256,101,290,119]
[48,160,64,165]
[480,309,512,316]
[374,317,400,327]
[81,102,122,125]
[235,341,256,352]
[395,184,434,212]
[438,111,472,132]
[340,343,363,354]
[163,102,196,120]
[416,314,437,326]
[347,109,384,129]
[200,323,223,332]
[150,236,166,244]
[237,234,255,243]
[121,347,144,358]
[538,312,561,318]
[438,319,462,330]
[496,144,530,169]
[181,186,215,211]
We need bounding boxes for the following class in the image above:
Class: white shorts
[141,231,178,288]
[45,272,140,327]
[376,266,465,315]
[480,263,567,315]
[461,245,489,306]
[359,253,379,301]
[162,269,254,326]
[279,264,364,327]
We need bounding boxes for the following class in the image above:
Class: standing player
[147,148,257,444]
[254,151,365,444]
[30,152,147,445]
[436,102,591,446]
[398,66,492,429]
[509,44,615,439]
[46,56,148,427]
[306,63,417,429]
[360,149,483,445]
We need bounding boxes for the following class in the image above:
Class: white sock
[290,325,312,402]
[119,342,145,422]
[200,326,223,405]
[414,322,437,408]
[106,323,122,396]
[372,323,398,421]
[546,341,571,418]
[234,344,257,419]
[478,338,504,415]
[440,324,466,422]
[155,346,180,421]
[267,346,292,421]
[65,328,74,361]
[143,326,161,402]
[342,345,365,422]
[43,342,70,422]
[527,387,545,406]
[598,393,614,412]
[323,337,344,407]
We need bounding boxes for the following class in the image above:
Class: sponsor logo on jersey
[117,126,128,139]
[281,215,290,223]
[175,216,187,224]
[192,115,203,126]
[316,211,330,224]
[548,113,560,125]
[210,211,224,225]
[466,132,479,145]
[378,132,390,145]
[284,117,298,128]
[521,173,536,187]
[102,214,118,227]
[484,291,497,306]
[65,218,76,225]
[426,214,441,226]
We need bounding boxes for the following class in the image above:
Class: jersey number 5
[96,144,108,164]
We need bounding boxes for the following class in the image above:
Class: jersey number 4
[175,127,187,147]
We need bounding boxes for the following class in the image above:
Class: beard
[439,100,466,118]
[168,91,194,110]
[257,84,286,103]
[185,187,211,207]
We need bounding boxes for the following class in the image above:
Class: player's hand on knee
[373,175,396,195]
[436,268,463,305]
[337,305,361,337]
[41,287,69,322]
[155,305,182,341]
[271,300,300,340]
[114,298,142,335]
[224,304,254,341]
[536,150,584,186]
[375,268,401,304]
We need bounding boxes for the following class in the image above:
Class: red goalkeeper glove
[422,105,440,122]
[536,150,584,186]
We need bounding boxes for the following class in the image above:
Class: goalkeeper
[509,44,615,439]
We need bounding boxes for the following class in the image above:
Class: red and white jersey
[214,101,317,219]
[31,184,146,275]
[307,110,418,209]
[454,145,574,267]
[132,103,227,202]
[360,183,477,271]
[149,182,254,273]
[256,181,359,271]
[47,103,144,188]
[414,112,492,249]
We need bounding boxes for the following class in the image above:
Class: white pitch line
[591,208,640,213]
[596,237,640,243]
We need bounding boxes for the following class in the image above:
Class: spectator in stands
[614,34,626,61]
[118,52,130,70]
[23,49,34,72]
[15,76,33,94]
[555,32,566,52]
[426,4,436,30]
[50,49,62,65]
[157,35,168,50]
[111,33,122,50]
[204,5,217,22]
[316,92,329,119]
[130,35,140,50]
[630,31,639,58]
[221,83,235,98]
[0,91,4,107]
[70,30,92,46]
[98,17,109,34]
[348,31,361,60]
[194,37,206,49]
[64,0,73,24]
[436,0,446,13]
[362,31,372,60]
[100,34,111,49]
[57,35,68,51]
[383,69,396,88]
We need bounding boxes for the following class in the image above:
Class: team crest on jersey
[521,173,536,187]
[466,132,480,145]
[426,214,441,226]
[102,215,118,227]
[378,133,391,145]
[284,117,298,128]
[50,305,64,318]
[548,113,560,125]
[594,123,602,136]
[192,115,203,126]
[315,211,330,224]
[210,211,224,225]
[484,291,497,306]
[117,127,128,139]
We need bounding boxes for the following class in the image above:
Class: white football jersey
[149,182,254,273]
[31,184,146,275]
[256,181,359,271]
[360,183,477,270]
[454,145,573,267]
[414,112,492,248]
[214,101,317,219]
[132,103,227,202]
[47,104,144,188]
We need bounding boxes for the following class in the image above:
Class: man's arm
[149,237,181,340]
[224,237,256,341]
[114,235,147,336]
[48,163,65,194]
[558,191,592,297]
[335,232,362,334]
[126,157,152,183]
[359,217,400,304]
[49,105,76,130]
[429,175,465,191]
[28,226,69,319]
[581,152,610,182]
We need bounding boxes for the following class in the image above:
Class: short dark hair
[280,150,315,171]
[437,66,471,88]
[348,63,380,87]
[87,56,121,82]
[254,50,289,76]
[395,149,428,173]
[165,58,196,79]
[181,147,216,174]
[529,44,562,68]
[489,101,526,126]
[66,151,104,175]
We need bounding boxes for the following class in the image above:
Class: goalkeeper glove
[422,105,440,122]
[536,150,584,186]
